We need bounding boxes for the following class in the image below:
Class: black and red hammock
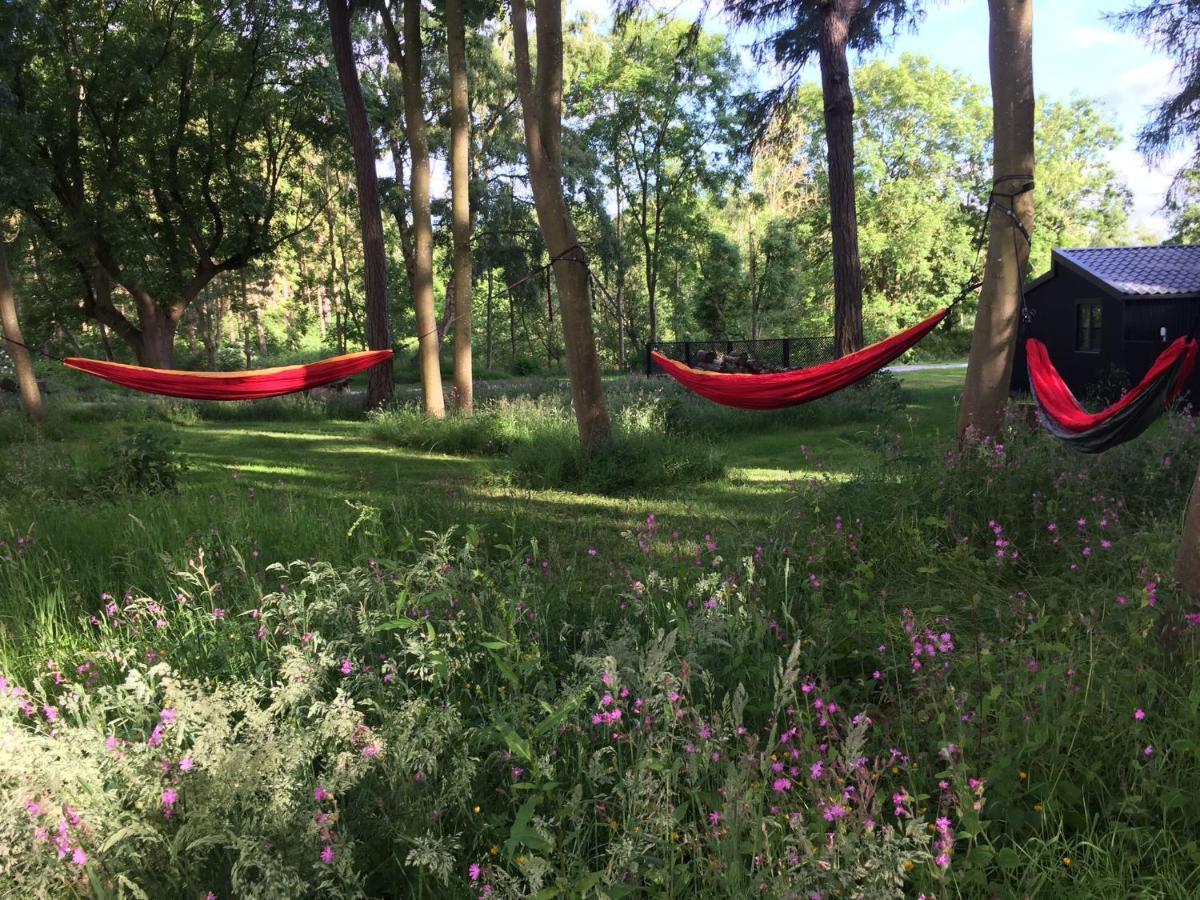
[1026,335,1197,453]
[651,306,951,410]
[62,349,393,401]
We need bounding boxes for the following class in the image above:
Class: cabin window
[1076,302,1102,353]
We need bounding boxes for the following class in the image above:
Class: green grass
[3,369,1200,897]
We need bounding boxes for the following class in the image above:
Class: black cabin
[1010,245,1200,405]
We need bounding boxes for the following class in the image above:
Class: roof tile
[1055,245,1200,297]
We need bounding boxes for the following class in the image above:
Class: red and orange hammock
[63,349,393,401]
[651,306,951,410]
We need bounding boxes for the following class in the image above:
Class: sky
[568,0,1185,239]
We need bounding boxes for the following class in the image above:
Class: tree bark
[957,0,1035,441]
[327,0,395,409]
[819,0,866,358]
[0,240,44,422]
[1178,465,1200,597]
[510,0,611,449]
[379,0,445,417]
[485,264,494,369]
[447,0,474,413]
[614,145,626,369]
[135,309,180,369]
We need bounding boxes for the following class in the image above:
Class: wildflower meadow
[2,371,1200,898]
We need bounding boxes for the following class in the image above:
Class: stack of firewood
[691,348,783,374]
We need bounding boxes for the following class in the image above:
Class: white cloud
[1061,25,1127,50]
[1107,146,1188,240]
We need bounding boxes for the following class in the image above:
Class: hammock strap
[2,334,65,363]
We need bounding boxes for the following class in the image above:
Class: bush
[510,355,543,377]
[103,426,187,495]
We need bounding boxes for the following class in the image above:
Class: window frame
[1075,300,1103,354]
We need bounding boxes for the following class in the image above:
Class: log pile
[692,348,784,374]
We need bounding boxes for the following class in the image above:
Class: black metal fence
[646,337,836,376]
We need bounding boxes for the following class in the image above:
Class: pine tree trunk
[1178,465,1200,597]
[448,0,474,413]
[327,0,395,409]
[510,0,611,449]
[0,240,44,422]
[819,0,866,358]
[958,0,1035,441]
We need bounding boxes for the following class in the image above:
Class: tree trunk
[511,0,611,448]
[1178,465,1200,597]
[135,310,179,369]
[819,0,866,358]
[327,0,395,409]
[957,0,1035,441]
[447,0,474,413]
[98,323,114,361]
[486,265,494,369]
[615,146,626,369]
[509,279,517,362]
[379,0,445,417]
[0,240,44,422]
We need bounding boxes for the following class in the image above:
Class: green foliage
[692,231,744,337]
[104,427,188,495]
[0,0,339,352]
[1030,97,1131,275]
[1165,167,1200,243]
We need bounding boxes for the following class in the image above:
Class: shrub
[510,355,542,377]
[103,426,187,495]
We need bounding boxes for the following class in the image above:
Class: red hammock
[63,349,394,401]
[1026,336,1196,452]
[650,307,951,410]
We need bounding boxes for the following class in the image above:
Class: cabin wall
[1009,266,1200,407]
[1010,267,1123,396]
[1123,299,1200,407]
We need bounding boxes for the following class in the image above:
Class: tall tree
[447,0,475,413]
[0,223,43,423]
[327,0,395,408]
[1165,167,1200,243]
[510,0,611,449]
[575,16,743,348]
[1,0,332,368]
[379,0,446,418]
[957,0,1034,441]
[1113,1,1200,172]
[1114,2,1200,596]
[726,0,923,357]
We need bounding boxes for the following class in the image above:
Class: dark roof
[1051,245,1200,299]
